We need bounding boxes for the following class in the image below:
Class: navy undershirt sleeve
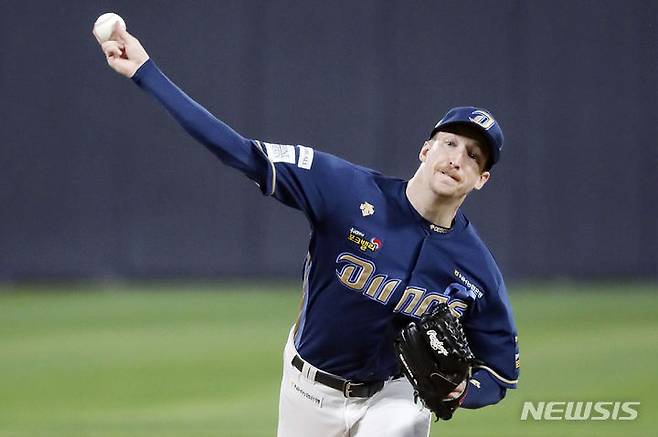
[131,59,273,194]
[461,369,507,409]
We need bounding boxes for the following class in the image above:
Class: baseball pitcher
[94,22,520,437]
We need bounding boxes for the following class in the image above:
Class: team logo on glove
[426,330,449,356]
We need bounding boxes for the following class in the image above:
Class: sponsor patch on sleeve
[264,142,296,164]
[297,146,314,170]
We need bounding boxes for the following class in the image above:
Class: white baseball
[94,13,126,43]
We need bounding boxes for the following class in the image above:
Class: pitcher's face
[417,127,491,199]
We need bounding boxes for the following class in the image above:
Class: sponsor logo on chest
[347,227,382,253]
[453,269,484,299]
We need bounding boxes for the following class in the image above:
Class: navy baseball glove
[394,303,475,420]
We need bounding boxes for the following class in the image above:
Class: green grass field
[1,282,656,436]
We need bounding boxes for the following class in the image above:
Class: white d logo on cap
[469,110,495,130]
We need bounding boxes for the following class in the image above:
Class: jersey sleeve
[131,59,273,194]
[252,141,360,224]
[131,60,360,226]
[463,279,520,395]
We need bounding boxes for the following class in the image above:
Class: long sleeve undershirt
[131,59,271,193]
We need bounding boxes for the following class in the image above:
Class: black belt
[292,354,385,398]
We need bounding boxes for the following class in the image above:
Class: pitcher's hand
[93,21,149,78]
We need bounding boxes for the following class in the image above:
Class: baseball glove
[394,303,475,421]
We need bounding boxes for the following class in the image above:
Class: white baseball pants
[276,328,431,437]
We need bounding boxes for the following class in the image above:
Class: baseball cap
[429,106,504,169]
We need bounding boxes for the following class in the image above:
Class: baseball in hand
[94,13,126,43]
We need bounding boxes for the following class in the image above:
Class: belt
[292,354,385,398]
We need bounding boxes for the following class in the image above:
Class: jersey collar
[400,181,467,237]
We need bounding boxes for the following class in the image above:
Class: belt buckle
[343,381,365,397]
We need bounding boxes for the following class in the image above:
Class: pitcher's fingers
[101,40,124,58]
[109,21,129,43]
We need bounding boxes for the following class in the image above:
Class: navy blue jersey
[132,59,519,408]
[255,143,519,385]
